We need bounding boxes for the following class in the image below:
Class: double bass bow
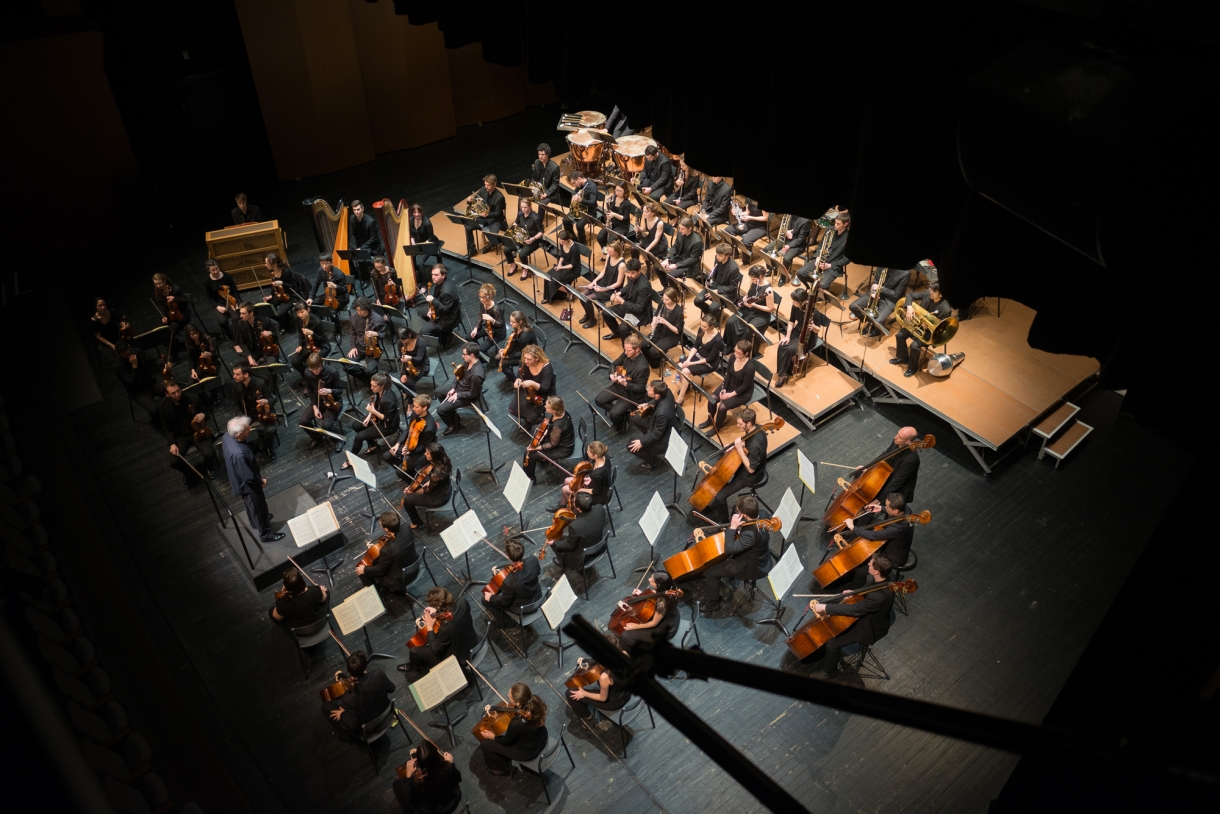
[393,709,446,780]
[661,516,782,580]
[821,435,936,532]
[687,418,786,512]
[811,510,931,588]
[785,578,918,660]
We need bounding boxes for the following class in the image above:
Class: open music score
[331,584,387,636]
[439,509,487,559]
[286,501,340,548]
[664,427,688,478]
[638,492,669,548]
[775,488,802,541]
[542,574,578,630]
[766,542,803,603]
[408,655,468,712]
[797,449,818,495]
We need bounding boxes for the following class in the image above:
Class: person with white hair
[222,415,284,542]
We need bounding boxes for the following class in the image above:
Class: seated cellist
[806,555,895,676]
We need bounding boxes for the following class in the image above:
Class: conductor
[223,416,285,542]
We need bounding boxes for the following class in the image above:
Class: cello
[467,661,528,740]
[359,532,393,568]
[688,418,786,511]
[564,658,607,690]
[608,564,685,635]
[661,517,782,580]
[811,510,931,588]
[820,434,936,531]
[785,579,918,659]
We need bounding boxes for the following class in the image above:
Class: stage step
[1043,419,1093,469]
[1033,401,1081,461]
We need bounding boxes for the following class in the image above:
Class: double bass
[661,517,782,580]
[785,579,918,659]
[821,434,936,531]
[688,418,786,511]
[811,510,931,587]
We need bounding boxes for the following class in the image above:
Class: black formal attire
[708,358,756,429]
[497,328,536,380]
[397,338,429,390]
[640,154,674,200]
[664,230,704,281]
[90,313,123,349]
[407,595,477,672]
[723,283,773,351]
[435,360,484,429]
[568,668,631,718]
[699,180,732,227]
[232,375,279,455]
[601,274,653,339]
[545,241,584,303]
[765,217,811,266]
[359,529,418,594]
[409,215,441,288]
[465,187,506,253]
[272,585,327,627]
[521,410,573,480]
[203,272,240,336]
[595,196,636,248]
[725,199,767,246]
[115,353,161,427]
[372,265,403,310]
[322,668,395,736]
[393,766,463,814]
[595,352,650,425]
[269,269,310,332]
[232,204,263,224]
[563,179,599,244]
[681,329,724,378]
[479,715,547,774]
[776,302,827,378]
[349,211,384,285]
[634,216,668,259]
[893,290,952,374]
[302,364,344,434]
[851,510,915,571]
[575,457,612,506]
[158,284,193,348]
[877,443,920,505]
[666,173,702,210]
[643,302,683,368]
[701,524,773,602]
[579,260,624,326]
[310,265,351,313]
[348,308,387,378]
[352,388,400,453]
[694,258,741,315]
[619,594,679,646]
[553,503,607,572]
[185,334,219,385]
[233,314,281,366]
[384,412,437,481]
[400,465,452,527]
[629,390,678,467]
[160,392,216,484]
[417,278,460,342]
[291,313,334,375]
[484,557,542,612]
[222,432,272,538]
[504,209,544,265]
[473,303,506,361]
[799,227,849,290]
[850,267,911,332]
[709,430,768,523]
[508,362,556,429]
[813,580,895,673]
[532,158,561,204]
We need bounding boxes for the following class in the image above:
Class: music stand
[521,263,550,325]
[251,362,299,417]
[501,182,533,199]
[179,453,263,569]
[559,282,589,353]
[441,212,481,286]
[402,242,440,299]
[576,391,612,441]
[490,232,521,308]
[586,297,621,375]
[325,356,368,411]
[540,202,568,237]
[300,425,351,497]
[468,404,505,485]
[337,248,374,294]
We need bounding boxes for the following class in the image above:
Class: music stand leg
[455,551,488,598]
[796,489,819,526]
[358,482,378,534]
[632,549,661,575]
[471,429,503,484]
[321,439,352,498]
[429,695,467,747]
[495,252,519,309]
[310,552,343,588]
[460,244,479,288]
[362,625,395,662]
[589,320,609,375]
[539,624,576,670]
[756,597,790,637]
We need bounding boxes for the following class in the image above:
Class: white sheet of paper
[308,502,340,539]
[344,451,378,488]
[439,509,481,559]
[664,427,688,478]
[638,491,669,547]
[286,514,317,548]
[350,584,386,626]
[409,655,467,712]
[332,601,364,636]
[457,510,488,550]
[503,462,532,515]
[542,575,578,629]
[775,488,801,541]
[471,404,502,440]
[797,449,817,495]
[767,542,803,601]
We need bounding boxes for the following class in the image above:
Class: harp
[302,198,353,278]
[371,198,418,299]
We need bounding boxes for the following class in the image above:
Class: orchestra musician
[806,555,894,676]
[724,198,769,247]
[508,346,555,430]
[347,372,399,461]
[579,241,627,329]
[850,266,911,335]
[703,341,756,431]
[799,212,851,297]
[705,408,768,523]
[601,260,653,340]
[564,170,598,244]
[231,192,262,224]
[399,443,453,529]
[521,396,573,482]
[627,380,679,470]
[370,255,401,309]
[357,511,417,594]
[408,204,440,292]
[417,264,461,343]
[548,492,607,575]
[222,416,283,542]
[470,283,505,361]
[112,342,161,428]
[159,381,216,488]
[301,352,345,453]
[384,394,437,481]
[531,143,561,206]
[269,565,328,625]
[618,572,680,647]
[392,740,461,814]
[89,297,128,353]
[643,287,684,369]
[722,265,775,354]
[634,201,668,259]
[496,312,536,380]
[559,440,611,509]
[864,426,922,504]
[184,324,219,385]
[464,175,506,255]
[659,217,703,282]
[693,244,742,318]
[396,327,429,390]
[347,297,387,380]
[476,683,548,776]
[349,199,385,287]
[231,362,279,458]
[889,283,951,378]
[504,197,544,278]
[308,252,351,316]
[435,343,484,436]
[482,539,542,612]
[397,585,477,679]
[291,303,334,377]
[203,259,239,338]
[698,176,732,227]
[699,495,773,612]
[595,335,651,427]
[673,314,724,405]
[261,254,309,333]
[763,215,811,283]
[323,650,396,739]
[152,272,192,349]
[775,288,828,387]
[232,302,281,368]
[665,158,702,211]
[841,493,915,574]
[596,181,636,253]
[568,634,632,719]
[543,230,582,305]
[638,145,674,200]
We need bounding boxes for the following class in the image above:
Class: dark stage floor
[56,106,1189,814]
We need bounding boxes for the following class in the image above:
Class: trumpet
[465,191,489,218]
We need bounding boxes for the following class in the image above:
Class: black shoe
[334,440,346,454]
[697,419,713,429]
[603,333,617,340]
[442,425,459,436]
[888,358,904,366]
[267,514,274,522]
[702,600,721,612]
[903,369,916,378]
[261,532,286,542]
[579,320,596,329]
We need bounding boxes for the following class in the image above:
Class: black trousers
[568,694,626,719]
[643,333,679,369]
[709,467,759,523]
[215,306,236,338]
[401,489,449,525]
[764,241,803,265]
[242,488,272,537]
[707,386,750,429]
[701,560,745,603]
[725,225,767,247]
[420,318,458,345]
[302,408,342,435]
[251,422,279,455]
[321,700,362,736]
[628,415,668,467]
[479,737,544,773]
[465,218,503,252]
[893,328,925,373]
[562,216,592,244]
[507,393,545,427]
[595,386,635,426]
[168,436,217,480]
[850,297,896,334]
[434,389,472,428]
[382,447,426,482]
[351,424,384,453]
[812,623,873,673]
[129,390,161,428]
[693,289,729,316]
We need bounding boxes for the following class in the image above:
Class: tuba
[894,296,959,346]
[465,191,489,218]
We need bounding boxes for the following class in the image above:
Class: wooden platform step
[1043,419,1093,468]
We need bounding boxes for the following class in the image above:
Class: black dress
[522,411,575,481]
[479,715,548,773]
[644,303,684,368]
[400,465,453,526]
[409,215,441,286]
[709,358,756,428]
[508,362,556,427]
[683,329,723,377]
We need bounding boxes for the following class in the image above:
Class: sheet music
[664,428,688,478]
[638,492,669,547]
[471,404,502,440]
[344,452,378,488]
[440,509,485,558]
[542,575,577,629]
[309,502,340,538]
[332,601,364,636]
[797,449,817,495]
[503,463,532,515]
[775,488,801,541]
[286,514,316,548]
[351,584,386,625]
[767,543,803,602]
[409,655,468,712]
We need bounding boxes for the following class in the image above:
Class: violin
[524,416,550,467]
[119,320,134,342]
[406,416,425,452]
[191,415,212,443]
[406,610,452,649]
[364,333,383,360]
[821,435,936,531]
[359,532,393,568]
[608,587,683,635]
[254,390,278,426]
[218,284,238,311]
[318,391,340,413]
[402,463,433,506]
[302,328,320,354]
[399,339,419,377]
[564,658,606,690]
[259,330,281,359]
[630,400,654,418]
[197,350,217,378]
[499,329,517,373]
[812,510,931,588]
[427,284,438,322]
[615,365,627,379]
[165,297,186,323]
[160,354,176,384]
[662,517,782,580]
[484,560,524,597]
[452,362,466,380]
[688,418,786,512]
[271,280,291,303]
[786,579,918,659]
[383,278,401,308]
[319,673,357,702]
[324,282,340,310]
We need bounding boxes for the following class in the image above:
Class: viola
[324,282,340,310]
[499,329,517,373]
[259,330,281,359]
[688,418,786,511]
[318,391,340,413]
[160,354,176,384]
[302,328,320,354]
[364,333,383,360]
[218,284,238,310]
[319,673,356,702]
[663,517,783,580]
[564,658,606,691]
[608,588,683,635]
[406,611,451,649]
[384,279,401,308]
[399,340,419,377]
[254,392,277,426]
[812,510,931,587]
[406,416,425,452]
[165,298,186,323]
[524,416,550,467]
[197,350,217,378]
[426,284,438,322]
[631,400,654,418]
[402,463,433,506]
[484,560,523,597]
[191,415,213,443]
[118,320,134,342]
[821,435,936,531]
[271,280,291,303]
[786,579,918,659]
[360,533,393,568]
[452,362,466,381]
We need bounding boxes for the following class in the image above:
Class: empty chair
[608,695,655,758]
[498,592,548,657]
[466,617,504,701]
[673,600,701,650]
[358,701,400,773]
[512,723,575,804]
[288,616,332,677]
[579,527,616,600]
